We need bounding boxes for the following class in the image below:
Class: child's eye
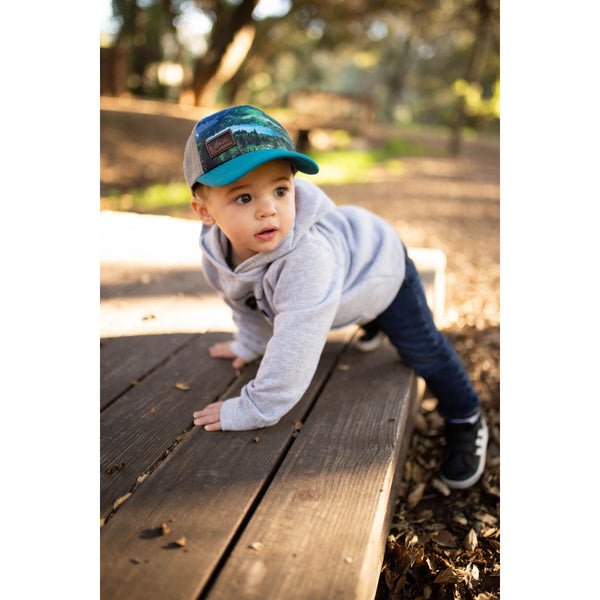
[235,194,252,205]
[274,187,287,197]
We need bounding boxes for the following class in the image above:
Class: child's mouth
[256,227,278,241]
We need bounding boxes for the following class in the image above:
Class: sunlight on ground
[101,294,235,338]
[101,210,235,337]
[101,210,201,265]
[100,211,449,337]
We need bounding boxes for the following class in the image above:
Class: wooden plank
[100,334,350,600]
[101,333,196,409]
[100,332,236,519]
[205,339,417,600]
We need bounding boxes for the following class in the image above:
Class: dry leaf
[174,537,186,547]
[463,528,478,551]
[107,462,125,474]
[416,509,434,522]
[411,463,424,484]
[113,492,132,510]
[175,382,190,391]
[464,562,480,584]
[433,568,456,584]
[249,541,263,552]
[481,526,499,538]
[434,567,462,584]
[253,437,260,443]
[413,412,428,435]
[431,529,457,548]
[344,556,354,564]
[453,513,468,526]
[406,483,426,508]
[474,511,497,525]
[484,484,500,497]
[292,421,303,438]
[431,478,451,497]
[160,523,170,535]
[421,398,437,412]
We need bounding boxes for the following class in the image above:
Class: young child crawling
[183,105,487,489]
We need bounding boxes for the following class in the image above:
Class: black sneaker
[354,322,385,352]
[439,417,488,489]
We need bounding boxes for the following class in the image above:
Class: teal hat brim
[196,149,319,187]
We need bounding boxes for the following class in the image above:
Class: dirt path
[101,102,500,599]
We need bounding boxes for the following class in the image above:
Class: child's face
[191,159,296,266]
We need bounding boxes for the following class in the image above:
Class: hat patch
[205,129,236,158]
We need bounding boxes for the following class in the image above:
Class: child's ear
[190,198,216,226]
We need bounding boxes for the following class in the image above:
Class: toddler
[183,105,487,489]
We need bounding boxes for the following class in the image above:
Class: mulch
[101,104,500,599]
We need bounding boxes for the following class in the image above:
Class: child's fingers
[203,421,222,431]
[209,342,236,359]
[193,409,218,423]
[232,356,246,369]
[193,401,223,430]
[193,413,222,430]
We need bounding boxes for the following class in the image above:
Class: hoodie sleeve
[225,297,272,363]
[219,238,344,430]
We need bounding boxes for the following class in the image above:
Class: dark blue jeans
[373,248,480,421]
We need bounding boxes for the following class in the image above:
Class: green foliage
[103,182,192,214]
[306,150,382,184]
[102,138,439,213]
[306,136,440,184]
[453,78,500,119]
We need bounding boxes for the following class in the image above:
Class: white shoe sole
[439,418,489,490]
[354,331,386,352]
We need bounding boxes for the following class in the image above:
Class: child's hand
[193,401,224,431]
[209,342,246,369]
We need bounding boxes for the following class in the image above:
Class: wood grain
[100,332,236,518]
[100,337,348,600]
[101,333,196,410]
[205,340,417,600]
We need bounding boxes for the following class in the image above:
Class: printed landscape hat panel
[184,105,319,190]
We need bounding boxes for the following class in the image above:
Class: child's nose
[256,197,276,218]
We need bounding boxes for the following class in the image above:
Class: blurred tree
[223,0,499,136]
[448,0,499,154]
[190,0,260,106]
[112,0,179,97]
[105,0,499,141]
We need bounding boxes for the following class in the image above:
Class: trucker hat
[183,105,319,191]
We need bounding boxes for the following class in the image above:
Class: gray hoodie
[199,177,406,430]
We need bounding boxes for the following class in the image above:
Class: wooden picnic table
[100,327,418,600]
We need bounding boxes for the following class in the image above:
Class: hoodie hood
[199,177,336,282]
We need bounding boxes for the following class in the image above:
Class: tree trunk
[448,0,494,156]
[193,0,259,107]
